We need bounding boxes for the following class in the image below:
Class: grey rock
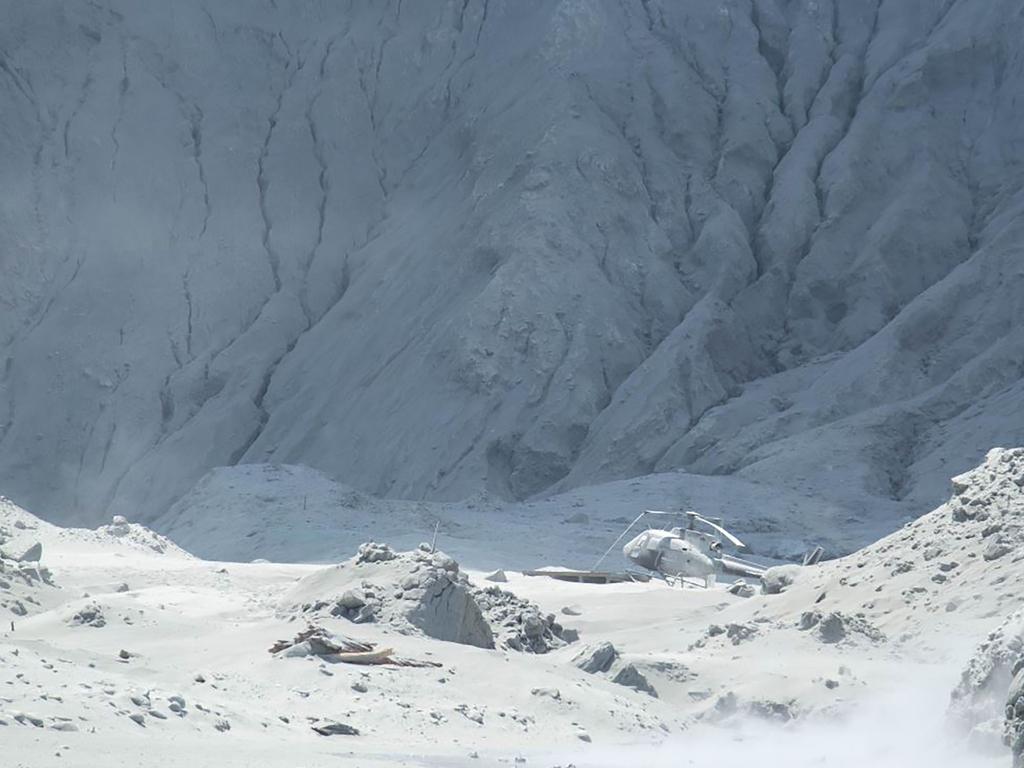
[521,610,546,639]
[984,540,1013,561]
[761,565,801,595]
[13,712,44,728]
[573,642,618,674]
[817,614,848,645]
[611,663,658,698]
[355,543,396,564]
[70,603,106,628]
[727,579,756,598]
[336,589,367,610]
[16,543,42,563]
[530,687,561,700]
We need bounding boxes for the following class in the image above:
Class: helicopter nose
[622,532,646,558]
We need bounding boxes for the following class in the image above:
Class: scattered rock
[817,614,848,644]
[108,516,130,536]
[799,611,884,645]
[530,687,561,700]
[748,699,796,722]
[15,542,42,563]
[355,542,396,564]
[725,623,758,645]
[483,570,507,583]
[474,586,569,653]
[336,589,367,610]
[455,704,485,724]
[727,579,756,598]
[984,539,1013,561]
[69,603,106,628]
[761,565,801,595]
[573,642,618,674]
[13,712,44,727]
[611,663,658,698]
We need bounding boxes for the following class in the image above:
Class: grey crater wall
[1,0,1023,523]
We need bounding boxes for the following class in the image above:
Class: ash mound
[94,515,190,557]
[681,448,1023,725]
[284,543,573,653]
[0,497,58,619]
[760,448,1024,637]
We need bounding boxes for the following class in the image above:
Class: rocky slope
[1,0,1023,526]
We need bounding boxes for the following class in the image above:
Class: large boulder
[404,564,494,649]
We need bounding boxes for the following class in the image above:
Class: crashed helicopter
[592,510,797,587]
[524,509,824,589]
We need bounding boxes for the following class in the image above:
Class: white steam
[545,665,1008,768]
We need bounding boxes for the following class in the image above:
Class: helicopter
[592,510,771,587]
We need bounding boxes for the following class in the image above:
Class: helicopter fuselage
[622,527,719,579]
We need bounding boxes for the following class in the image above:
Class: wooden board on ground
[521,569,651,585]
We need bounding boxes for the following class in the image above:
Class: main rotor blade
[693,514,747,550]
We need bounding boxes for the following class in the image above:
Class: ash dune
[2,0,1023,534]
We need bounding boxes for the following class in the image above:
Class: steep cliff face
[1,0,1022,524]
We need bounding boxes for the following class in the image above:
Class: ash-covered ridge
[1,0,1023,530]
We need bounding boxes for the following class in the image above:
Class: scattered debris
[269,627,374,656]
[271,626,441,668]
[312,721,360,736]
